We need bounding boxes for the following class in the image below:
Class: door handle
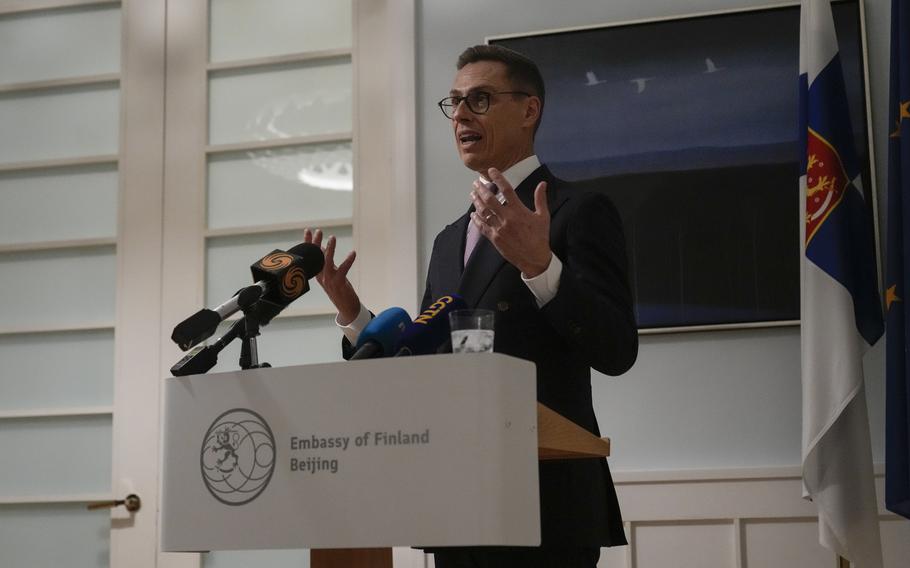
[87,493,141,513]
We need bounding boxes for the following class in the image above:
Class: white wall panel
[205,229,353,313]
[208,61,352,145]
[209,0,350,62]
[0,165,118,245]
[594,327,802,470]
[742,520,832,568]
[207,143,352,230]
[0,85,119,164]
[880,518,910,568]
[633,522,733,568]
[0,415,111,497]
[0,330,113,411]
[0,5,120,85]
[0,504,109,568]
[0,246,116,329]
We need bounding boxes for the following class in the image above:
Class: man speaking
[305,45,638,568]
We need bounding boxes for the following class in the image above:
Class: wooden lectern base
[309,404,610,568]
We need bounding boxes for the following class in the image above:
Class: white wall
[415,0,892,472]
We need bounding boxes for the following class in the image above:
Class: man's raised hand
[469,167,552,278]
[303,228,361,325]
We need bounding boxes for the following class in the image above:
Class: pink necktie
[464,179,498,266]
[464,218,481,267]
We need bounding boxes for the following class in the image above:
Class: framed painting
[490,1,875,331]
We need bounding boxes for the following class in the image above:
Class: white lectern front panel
[161,353,540,551]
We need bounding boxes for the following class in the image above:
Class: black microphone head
[170,344,219,377]
[250,248,311,306]
[287,242,325,278]
[171,308,221,351]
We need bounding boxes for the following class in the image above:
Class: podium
[161,354,611,566]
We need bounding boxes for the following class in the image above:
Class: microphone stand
[169,284,286,375]
[238,299,271,370]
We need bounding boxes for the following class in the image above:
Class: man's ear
[523,96,541,128]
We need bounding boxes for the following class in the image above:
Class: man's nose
[451,98,473,121]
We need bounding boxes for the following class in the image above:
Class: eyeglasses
[437,90,532,119]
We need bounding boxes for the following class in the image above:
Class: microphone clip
[237,297,272,371]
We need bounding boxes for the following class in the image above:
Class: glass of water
[448,309,495,353]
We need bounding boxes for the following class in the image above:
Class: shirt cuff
[336,303,372,344]
[521,253,562,307]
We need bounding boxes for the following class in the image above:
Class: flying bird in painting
[585,71,607,86]
[704,57,724,73]
[630,77,654,93]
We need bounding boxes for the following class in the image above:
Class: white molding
[207,48,352,73]
[0,406,113,420]
[0,73,119,94]
[205,132,352,156]
[613,465,896,523]
[110,0,166,566]
[158,2,206,567]
[612,465,803,484]
[600,465,902,568]
[638,319,800,336]
[204,218,352,239]
[611,463,886,484]
[0,321,114,336]
[0,0,118,16]
[733,517,744,568]
[0,237,116,254]
[0,154,118,174]
[0,493,114,506]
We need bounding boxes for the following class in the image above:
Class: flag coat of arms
[799,0,884,566]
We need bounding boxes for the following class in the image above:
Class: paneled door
[0,0,165,567]
[0,1,414,567]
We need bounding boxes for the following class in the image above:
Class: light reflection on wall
[246,91,353,192]
[245,144,353,192]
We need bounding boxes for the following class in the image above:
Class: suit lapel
[457,165,566,308]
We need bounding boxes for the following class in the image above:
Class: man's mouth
[459,132,482,146]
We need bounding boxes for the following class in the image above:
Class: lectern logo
[200,408,276,506]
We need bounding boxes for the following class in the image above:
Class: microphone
[170,318,245,377]
[171,242,325,351]
[349,307,411,361]
[394,294,467,356]
[247,242,325,326]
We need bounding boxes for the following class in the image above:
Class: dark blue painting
[493,1,872,329]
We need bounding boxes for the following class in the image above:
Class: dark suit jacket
[420,165,638,547]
